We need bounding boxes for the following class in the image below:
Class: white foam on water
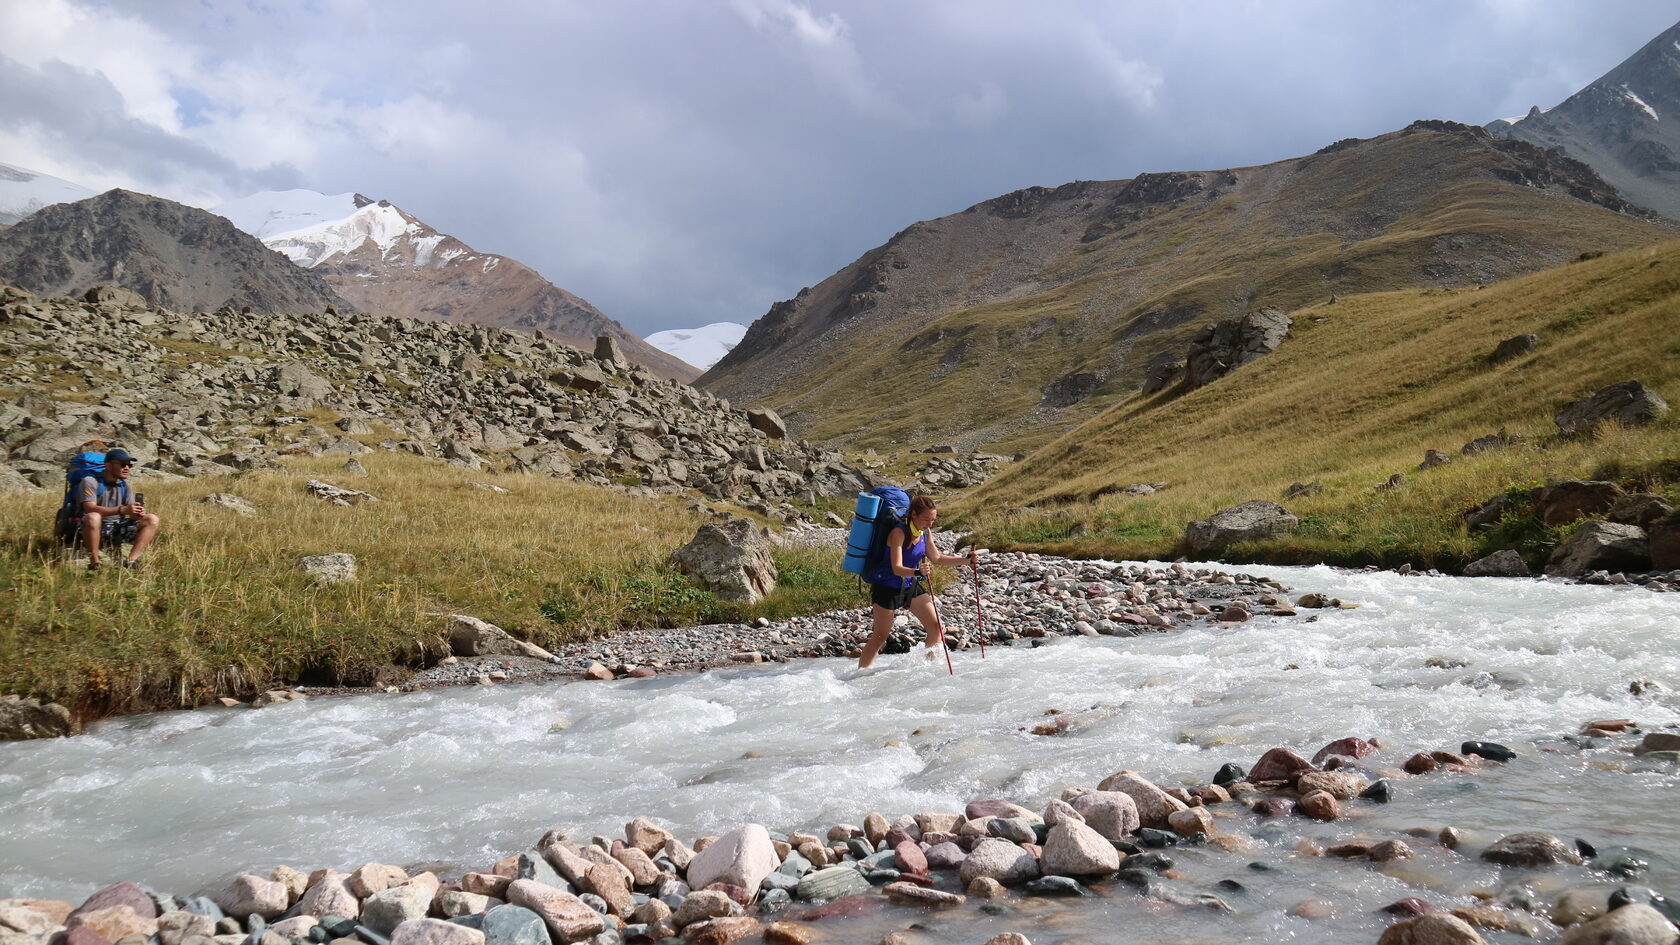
[1,564,1675,942]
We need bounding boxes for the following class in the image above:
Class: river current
[2,563,1677,943]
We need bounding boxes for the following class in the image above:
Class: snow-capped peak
[644,322,747,371]
[216,190,430,267]
[0,161,97,225]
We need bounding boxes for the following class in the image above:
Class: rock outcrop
[1183,307,1292,390]
[1544,522,1651,577]
[1184,501,1299,554]
[0,694,79,739]
[672,519,778,604]
[1554,380,1669,436]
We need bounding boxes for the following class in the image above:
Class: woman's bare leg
[857,604,897,668]
[908,594,944,650]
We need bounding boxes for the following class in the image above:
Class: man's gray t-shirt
[76,475,129,512]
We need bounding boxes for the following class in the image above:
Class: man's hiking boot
[122,559,142,570]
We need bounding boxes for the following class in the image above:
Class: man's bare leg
[81,512,104,567]
[126,513,160,564]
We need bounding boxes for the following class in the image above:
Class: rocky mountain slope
[0,190,351,315]
[701,122,1673,455]
[0,161,95,226]
[1487,20,1680,220]
[217,190,699,382]
[0,283,869,522]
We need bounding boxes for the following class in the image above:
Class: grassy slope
[953,240,1680,567]
[709,129,1673,456]
[0,452,862,716]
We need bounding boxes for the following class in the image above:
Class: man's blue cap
[104,448,137,465]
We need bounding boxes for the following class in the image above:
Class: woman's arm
[925,531,978,568]
[887,528,917,577]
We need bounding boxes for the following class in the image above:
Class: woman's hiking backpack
[842,486,910,577]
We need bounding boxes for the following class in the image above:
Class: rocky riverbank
[268,546,1320,702]
[5,726,1677,945]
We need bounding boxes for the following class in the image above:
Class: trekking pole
[922,563,955,676]
[972,557,987,659]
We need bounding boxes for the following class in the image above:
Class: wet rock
[299,873,359,921]
[387,919,483,945]
[1066,791,1140,839]
[1040,821,1121,876]
[1094,771,1186,829]
[980,935,1031,945]
[1463,550,1531,578]
[1638,733,1680,753]
[688,916,760,945]
[1297,790,1339,821]
[1166,808,1214,838]
[1449,905,1541,937]
[503,881,603,943]
[959,839,1040,886]
[923,842,965,869]
[687,824,779,894]
[1561,903,1676,945]
[793,867,869,902]
[1461,741,1516,762]
[72,883,156,921]
[1357,776,1397,797]
[671,519,777,604]
[477,906,547,945]
[1289,900,1335,919]
[891,841,927,876]
[224,876,290,920]
[1482,832,1584,868]
[669,891,738,928]
[1404,753,1440,775]
[1376,914,1490,945]
[1212,763,1247,785]
[1297,771,1367,799]
[1247,797,1294,818]
[1184,501,1299,553]
[1370,840,1414,862]
[881,884,962,908]
[1310,737,1376,766]
[66,906,157,942]
[1024,876,1087,897]
[1554,381,1669,436]
[1382,899,1441,917]
[1250,747,1317,782]
[965,878,1006,900]
[761,921,813,945]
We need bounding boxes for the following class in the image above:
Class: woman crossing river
[856,494,977,669]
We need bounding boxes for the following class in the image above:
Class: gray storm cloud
[1,1,1675,334]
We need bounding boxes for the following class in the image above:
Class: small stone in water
[1461,741,1516,762]
[1361,779,1394,803]
[1024,876,1087,896]
[1136,828,1178,848]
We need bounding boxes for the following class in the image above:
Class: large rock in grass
[298,553,358,584]
[1184,307,1292,390]
[1534,481,1624,526]
[672,519,777,603]
[685,824,779,895]
[447,615,555,661]
[1545,522,1650,577]
[1184,501,1298,554]
[1554,380,1669,436]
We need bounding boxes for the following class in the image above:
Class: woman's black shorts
[870,581,925,611]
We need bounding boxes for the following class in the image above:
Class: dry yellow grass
[0,452,859,715]
[955,241,1680,566]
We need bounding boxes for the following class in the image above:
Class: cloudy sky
[1,1,1675,336]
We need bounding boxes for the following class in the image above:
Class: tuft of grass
[0,452,863,717]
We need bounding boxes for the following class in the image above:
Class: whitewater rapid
[2,563,1676,942]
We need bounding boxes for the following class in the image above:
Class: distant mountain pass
[218,190,699,381]
[0,161,96,226]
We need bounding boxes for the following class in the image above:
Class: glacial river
[2,564,1676,943]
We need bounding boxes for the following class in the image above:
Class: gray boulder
[1489,333,1538,362]
[1545,522,1651,577]
[746,408,787,440]
[298,553,357,584]
[1462,549,1530,578]
[1608,494,1674,528]
[447,615,555,662]
[1140,360,1182,395]
[0,694,78,740]
[671,518,778,603]
[1184,307,1292,390]
[1184,500,1298,554]
[1648,510,1680,571]
[593,336,625,367]
[1555,380,1669,436]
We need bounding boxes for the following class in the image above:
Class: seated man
[77,448,160,570]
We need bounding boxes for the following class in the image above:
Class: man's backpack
[55,443,123,544]
[842,486,910,577]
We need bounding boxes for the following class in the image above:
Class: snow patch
[644,322,748,371]
[0,161,97,224]
[216,190,364,240]
[1620,85,1659,121]
[411,235,445,268]
[481,257,499,273]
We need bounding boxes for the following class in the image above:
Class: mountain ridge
[0,189,352,315]
[700,121,1673,454]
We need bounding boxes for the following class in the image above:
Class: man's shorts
[101,519,139,543]
[870,581,926,611]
